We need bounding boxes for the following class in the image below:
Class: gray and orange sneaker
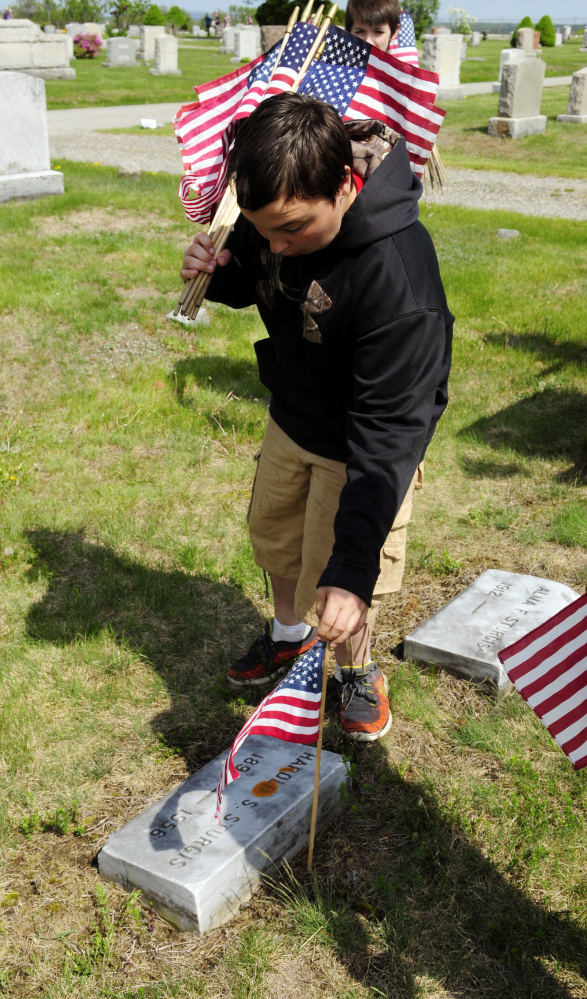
[335,663,392,741]
[227,619,318,687]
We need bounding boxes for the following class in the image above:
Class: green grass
[0,163,586,998]
[438,87,587,177]
[460,37,587,83]
[45,41,234,109]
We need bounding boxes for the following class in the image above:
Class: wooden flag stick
[307,642,330,873]
[290,3,337,92]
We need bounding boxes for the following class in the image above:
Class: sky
[440,1,586,21]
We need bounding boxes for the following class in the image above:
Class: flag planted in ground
[216,641,326,815]
[388,12,419,66]
[174,21,444,222]
[498,593,587,770]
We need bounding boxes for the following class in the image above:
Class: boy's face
[240,169,355,257]
[350,20,392,51]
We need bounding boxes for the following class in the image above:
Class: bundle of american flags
[216,642,327,816]
[174,21,444,224]
[388,11,419,65]
[498,593,587,770]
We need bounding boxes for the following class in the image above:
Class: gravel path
[49,117,587,222]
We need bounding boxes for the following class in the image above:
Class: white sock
[272,618,311,644]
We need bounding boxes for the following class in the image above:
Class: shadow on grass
[459,387,587,482]
[286,732,587,999]
[172,354,268,406]
[24,528,264,771]
[484,333,587,374]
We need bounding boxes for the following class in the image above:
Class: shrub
[535,14,555,46]
[166,4,191,30]
[511,15,534,47]
[73,31,103,56]
[143,3,165,24]
[254,0,297,25]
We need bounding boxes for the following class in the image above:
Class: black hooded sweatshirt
[206,125,454,607]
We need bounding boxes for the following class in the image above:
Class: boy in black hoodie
[181,93,453,741]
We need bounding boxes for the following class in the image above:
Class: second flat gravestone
[404,570,580,691]
[98,735,348,934]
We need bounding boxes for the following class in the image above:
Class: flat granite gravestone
[150,34,181,75]
[557,68,587,124]
[98,735,349,934]
[488,58,547,138]
[404,570,580,692]
[0,71,64,202]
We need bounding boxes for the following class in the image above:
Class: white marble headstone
[0,71,64,202]
[98,735,348,933]
[404,570,580,691]
[150,33,180,75]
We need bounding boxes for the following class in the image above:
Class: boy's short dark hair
[227,93,352,211]
[345,0,401,33]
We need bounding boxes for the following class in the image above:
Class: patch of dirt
[35,208,180,238]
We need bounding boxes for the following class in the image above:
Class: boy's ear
[339,165,353,197]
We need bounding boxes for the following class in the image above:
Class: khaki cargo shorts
[247,417,423,626]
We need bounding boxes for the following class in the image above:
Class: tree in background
[59,0,104,20]
[446,6,477,35]
[109,0,148,30]
[254,0,294,24]
[510,14,533,47]
[535,13,555,46]
[227,4,257,23]
[401,0,439,38]
[166,3,191,29]
[143,1,164,22]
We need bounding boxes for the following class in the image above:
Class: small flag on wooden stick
[498,593,587,770]
[216,642,327,817]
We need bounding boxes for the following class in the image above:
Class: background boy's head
[345,0,401,50]
[227,94,355,257]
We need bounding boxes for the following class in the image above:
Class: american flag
[174,21,444,223]
[498,594,587,770]
[216,642,326,814]
[388,12,419,66]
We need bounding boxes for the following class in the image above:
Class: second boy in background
[345,0,419,65]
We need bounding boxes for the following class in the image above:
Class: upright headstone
[0,71,64,202]
[554,30,563,46]
[139,24,166,61]
[581,27,587,52]
[98,735,349,933]
[43,23,55,33]
[0,18,74,79]
[64,33,73,59]
[261,24,285,52]
[492,46,526,91]
[81,21,103,38]
[422,33,463,97]
[533,29,541,49]
[103,36,140,66]
[232,26,257,61]
[219,25,235,52]
[488,57,547,138]
[516,26,534,52]
[470,30,481,46]
[562,25,572,40]
[557,67,587,123]
[404,570,580,692]
[149,33,181,75]
[65,21,83,36]
[128,24,140,36]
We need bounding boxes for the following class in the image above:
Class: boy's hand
[315,586,368,646]
[180,232,232,282]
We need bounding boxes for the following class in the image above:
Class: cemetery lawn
[439,87,587,178]
[460,37,587,83]
[45,42,233,110]
[1,163,586,999]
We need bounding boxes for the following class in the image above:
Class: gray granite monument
[261,24,286,52]
[557,67,587,123]
[139,24,166,61]
[98,735,348,933]
[581,27,587,52]
[404,570,580,692]
[102,36,140,66]
[488,57,547,138]
[0,70,64,202]
[219,25,235,52]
